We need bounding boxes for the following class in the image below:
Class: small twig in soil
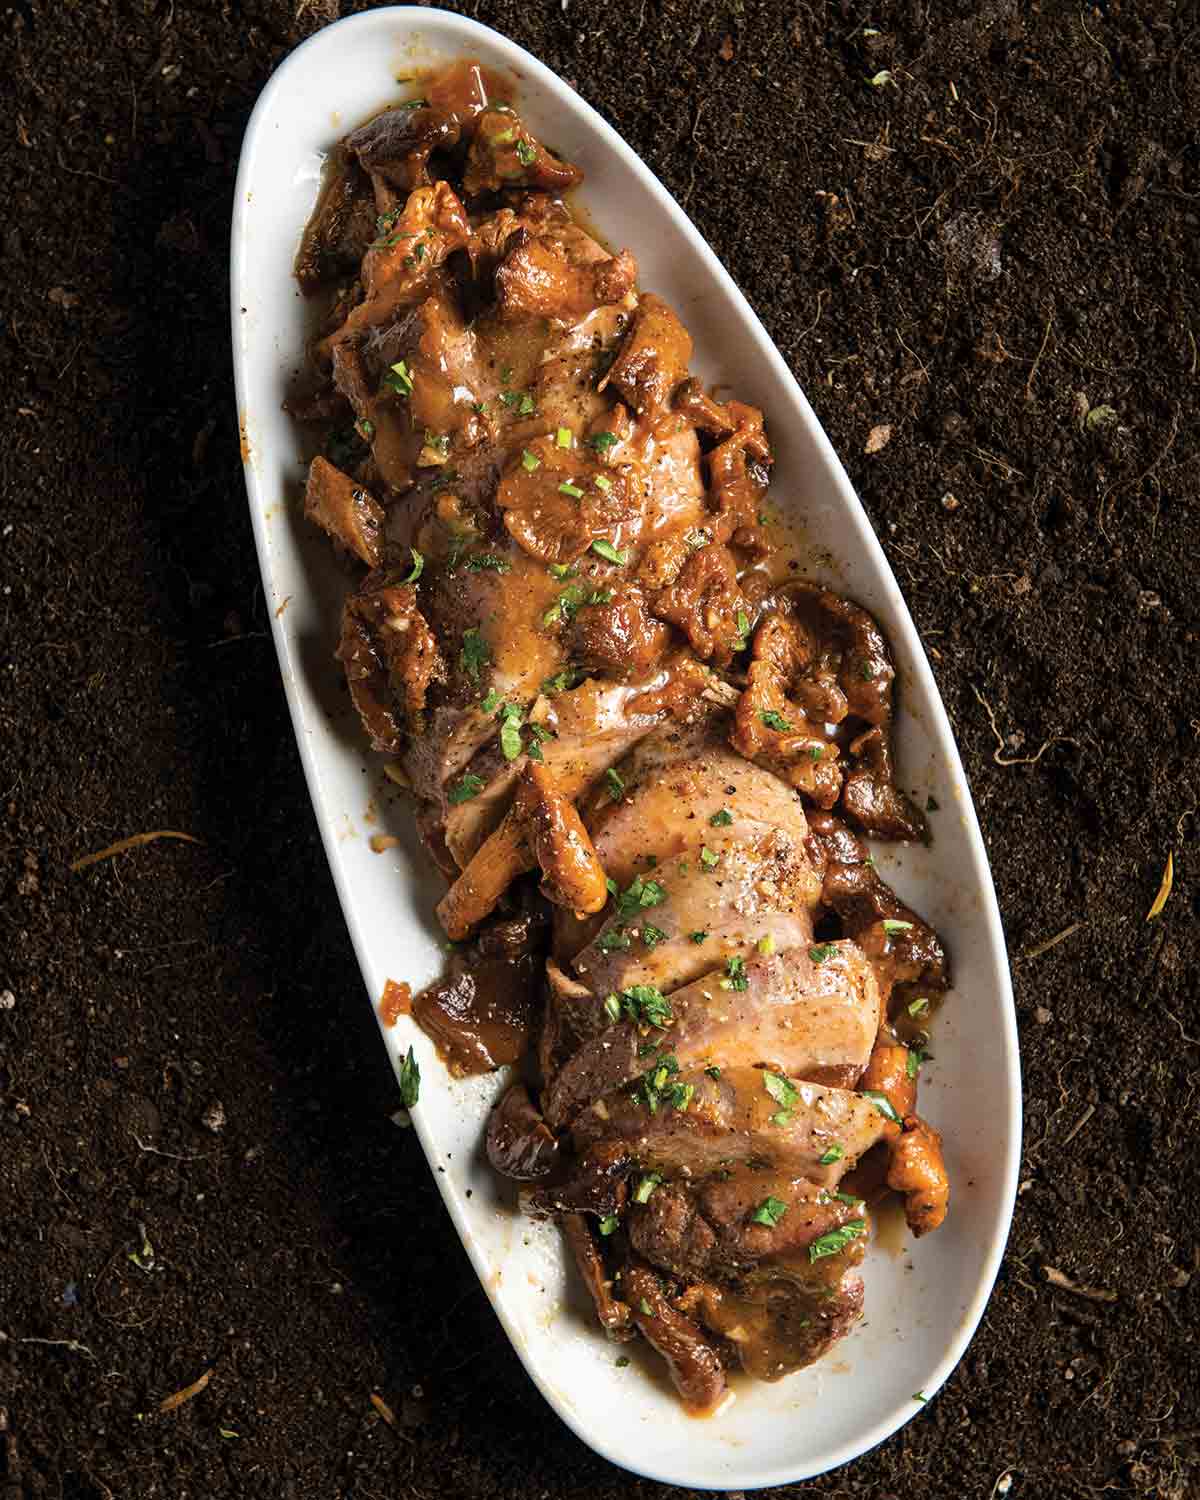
[1024,311,1054,402]
[1061,1102,1096,1147]
[1021,921,1084,960]
[41,1145,76,1207]
[1164,1011,1200,1047]
[797,289,828,342]
[1099,401,1180,539]
[18,1337,96,1359]
[159,1367,213,1413]
[1145,851,1174,921]
[70,829,203,872]
[971,686,1074,767]
[132,1132,207,1162]
[1041,1265,1118,1303]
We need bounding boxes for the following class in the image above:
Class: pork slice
[543,942,881,1128]
[573,1065,887,1183]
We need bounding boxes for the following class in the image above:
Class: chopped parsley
[809,1219,867,1261]
[588,430,617,452]
[709,809,733,827]
[422,428,449,456]
[463,553,511,574]
[690,931,708,944]
[641,924,668,949]
[499,389,536,415]
[355,417,375,441]
[605,768,625,801]
[541,666,582,694]
[515,139,537,166]
[597,928,632,953]
[906,1043,927,1079]
[397,1046,420,1109]
[480,688,502,713]
[721,955,749,992]
[750,1195,789,1228]
[524,722,553,763]
[459,628,490,681]
[734,609,751,649]
[908,996,931,1018]
[638,1297,654,1317]
[497,702,525,761]
[763,1071,799,1113]
[403,547,424,584]
[705,1065,721,1080]
[882,918,914,934]
[447,773,485,805]
[591,539,629,565]
[615,1355,630,1367]
[759,709,792,732]
[819,1144,844,1165]
[834,1190,865,1207]
[383,359,414,397]
[859,662,876,681]
[586,588,614,606]
[808,745,824,761]
[548,562,578,580]
[632,1173,662,1204]
[521,449,541,472]
[599,1214,619,1236]
[616,984,673,1030]
[700,846,720,869]
[558,481,584,499]
[636,1051,686,1113]
[862,1089,902,1124]
[613,875,667,923]
[809,943,838,963]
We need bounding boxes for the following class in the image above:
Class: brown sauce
[412,952,537,1074]
[378,978,412,1027]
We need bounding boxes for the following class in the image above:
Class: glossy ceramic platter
[230,8,1020,1488]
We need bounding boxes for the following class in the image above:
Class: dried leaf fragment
[159,1367,213,1413]
[1041,1265,1117,1303]
[370,1392,398,1428]
[70,830,203,873]
[865,424,893,454]
[1146,851,1173,921]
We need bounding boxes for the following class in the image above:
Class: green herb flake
[834,1191,865,1207]
[594,474,612,493]
[591,538,629,565]
[926,795,940,812]
[548,563,577,580]
[819,1144,845,1165]
[558,481,585,499]
[459,628,491,682]
[518,393,536,415]
[633,1173,662,1205]
[709,809,733,827]
[599,1214,619,1236]
[463,553,511,574]
[641,924,668,949]
[619,984,673,1030]
[613,875,668,923]
[913,1391,928,1403]
[638,1297,654,1317]
[759,709,792,732]
[447,773,485,805]
[862,1089,902,1123]
[589,430,617,452]
[521,448,541,472]
[750,1195,789,1228]
[397,1046,420,1108]
[763,1072,799,1111]
[883,918,914,934]
[859,661,876,681]
[721,955,749,992]
[541,666,581,695]
[355,417,375,441]
[906,1044,927,1080]
[757,934,776,956]
[555,426,573,449]
[404,547,424,584]
[700,846,720,869]
[597,928,633,953]
[384,360,414,397]
[907,996,931,1018]
[497,703,525,762]
[705,1065,721,1080]
[480,687,502,713]
[603,993,622,1022]
[515,139,537,166]
[690,930,708,944]
[809,1218,867,1261]
[605,768,625,801]
[808,745,824,761]
[615,1355,630,1367]
[809,943,838,963]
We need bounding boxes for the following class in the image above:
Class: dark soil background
[2,1,1198,1496]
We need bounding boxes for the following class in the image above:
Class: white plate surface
[230,8,1020,1488]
